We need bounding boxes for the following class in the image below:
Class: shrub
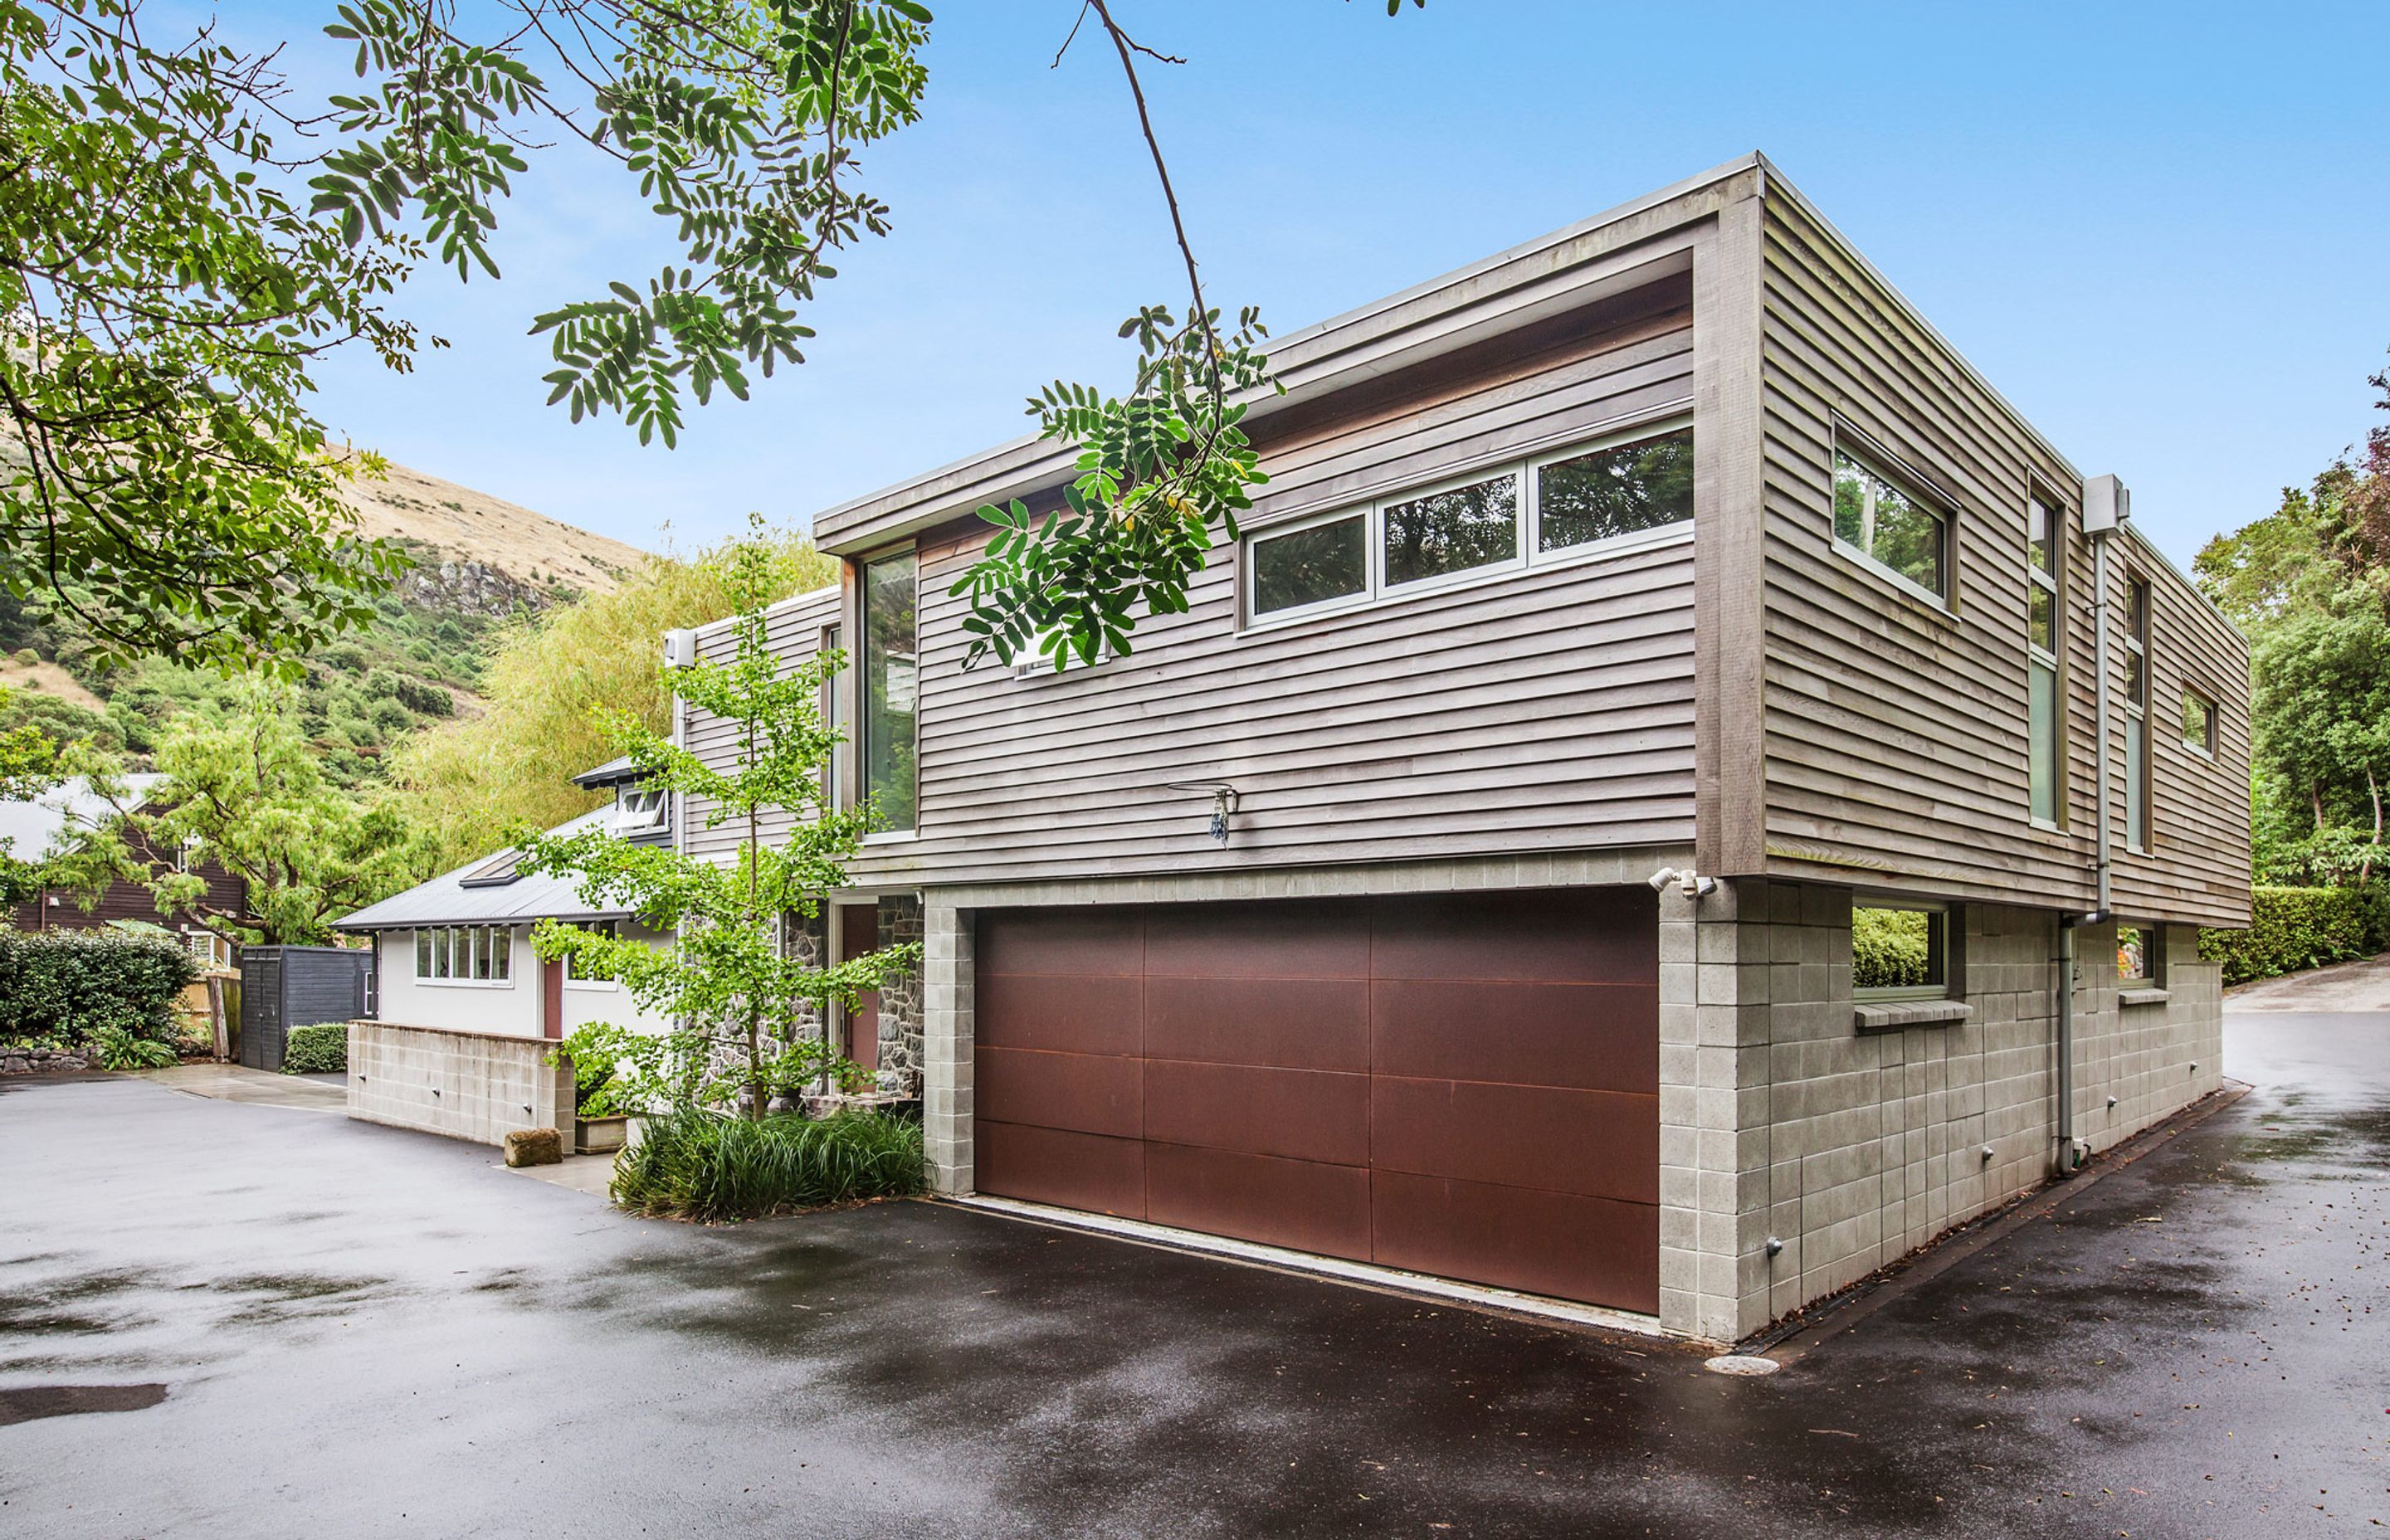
[0,929,197,1049]
[281,1022,349,1075]
[90,1024,178,1070]
[367,698,412,735]
[609,1109,925,1222]
[1852,906,1931,989]
[2199,885,2390,986]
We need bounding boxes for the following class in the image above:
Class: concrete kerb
[1744,1079,2252,1366]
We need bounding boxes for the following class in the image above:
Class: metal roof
[0,774,161,861]
[334,803,666,931]
[570,756,641,790]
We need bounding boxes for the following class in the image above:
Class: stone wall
[348,1020,575,1146]
[876,894,924,1094]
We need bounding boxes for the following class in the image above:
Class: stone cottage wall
[876,894,924,1095]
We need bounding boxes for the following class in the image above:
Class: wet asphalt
[2,1013,2386,1539]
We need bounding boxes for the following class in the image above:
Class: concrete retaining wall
[347,1020,575,1146]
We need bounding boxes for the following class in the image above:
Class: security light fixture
[1164,782,1241,846]
[662,628,697,669]
[1645,866,1717,899]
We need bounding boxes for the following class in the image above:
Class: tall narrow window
[2124,577,2151,851]
[2027,496,2063,825]
[822,623,848,808]
[861,551,918,832]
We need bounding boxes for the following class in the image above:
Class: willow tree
[516,531,914,1119]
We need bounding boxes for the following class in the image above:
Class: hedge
[0,928,198,1048]
[2199,885,2390,987]
[281,1022,349,1075]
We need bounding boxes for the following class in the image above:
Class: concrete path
[3,1012,2387,1538]
[127,1062,348,1109]
[2227,948,2390,1011]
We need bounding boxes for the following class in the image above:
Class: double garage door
[973,889,1659,1314]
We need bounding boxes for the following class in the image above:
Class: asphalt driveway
[3,1008,2387,1539]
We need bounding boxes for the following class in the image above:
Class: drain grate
[0,1382,168,1425]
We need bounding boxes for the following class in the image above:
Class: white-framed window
[2181,690,2217,758]
[563,919,620,987]
[2124,576,2152,852]
[822,623,849,807]
[2027,493,2065,826]
[1241,417,1694,626]
[1853,903,1951,1001]
[1832,438,1949,605]
[413,924,514,985]
[613,785,667,835]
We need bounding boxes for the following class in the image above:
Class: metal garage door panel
[978,909,1144,977]
[1144,976,1368,1071]
[1368,890,1656,983]
[1143,1060,1369,1166]
[1145,1143,1371,1260]
[1369,1077,1658,1206]
[977,1122,1145,1218]
[1371,1171,1660,1314]
[1142,901,1371,978]
[974,971,1143,1055]
[975,1047,1142,1139]
[1371,979,1658,1093]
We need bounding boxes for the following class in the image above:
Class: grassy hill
[0,460,656,787]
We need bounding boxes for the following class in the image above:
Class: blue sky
[241,2,2385,569]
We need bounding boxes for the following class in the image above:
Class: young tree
[54,684,434,942]
[516,529,915,1120]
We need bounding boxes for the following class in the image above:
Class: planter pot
[575,1114,631,1156]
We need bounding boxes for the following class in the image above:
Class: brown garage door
[973,889,1659,1314]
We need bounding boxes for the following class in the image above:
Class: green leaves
[515,524,911,1118]
[948,305,1275,670]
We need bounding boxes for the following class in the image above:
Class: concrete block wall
[1673,883,2226,1343]
[2069,921,2225,1155]
[348,1020,575,1146]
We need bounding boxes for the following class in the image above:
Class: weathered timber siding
[836,297,1701,889]
[682,585,842,869]
[1754,188,2250,926]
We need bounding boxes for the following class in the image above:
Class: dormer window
[614,785,667,835]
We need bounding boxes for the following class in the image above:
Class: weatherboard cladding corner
[670,155,2246,1339]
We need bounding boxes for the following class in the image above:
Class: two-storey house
[678,154,2251,1343]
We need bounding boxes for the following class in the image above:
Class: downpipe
[2058,500,2122,1177]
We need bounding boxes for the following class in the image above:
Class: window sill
[2119,987,2170,1008]
[415,977,517,989]
[1854,999,1973,1033]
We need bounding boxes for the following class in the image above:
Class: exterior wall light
[1164,782,1241,847]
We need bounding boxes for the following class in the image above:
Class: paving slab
[127,1062,346,1109]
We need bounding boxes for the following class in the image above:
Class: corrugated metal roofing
[334,804,665,931]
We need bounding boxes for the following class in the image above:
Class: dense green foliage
[0,535,500,790]
[523,529,909,1123]
[391,533,834,868]
[280,1021,349,1075]
[2197,360,2390,885]
[1851,907,1931,990]
[0,928,194,1049]
[51,684,436,943]
[608,1108,924,1221]
[2198,885,2390,987]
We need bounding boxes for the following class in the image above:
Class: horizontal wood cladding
[681,586,841,868]
[823,302,1702,889]
[1755,192,2250,925]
